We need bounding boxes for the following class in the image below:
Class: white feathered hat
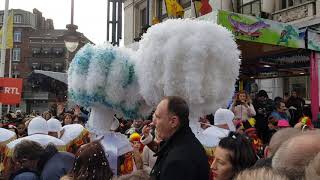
[47,118,63,132]
[28,116,48,135]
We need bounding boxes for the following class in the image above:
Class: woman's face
[211,147,234,180]
[44,113,51,120]
[64,115,73,125]
[239,93,247,102]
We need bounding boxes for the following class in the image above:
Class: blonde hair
[233,90,251,105]
[235,168,288,180]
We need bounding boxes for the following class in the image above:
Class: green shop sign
[218,10,305,49]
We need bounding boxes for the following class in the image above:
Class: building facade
[123,0,320,100]
[0,9,90,113]
[124,0,320,45]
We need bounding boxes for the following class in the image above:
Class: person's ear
[170,115,180,129]
[264,146,270,158]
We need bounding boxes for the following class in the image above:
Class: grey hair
[272,133,320,180]
[235,168,289,180]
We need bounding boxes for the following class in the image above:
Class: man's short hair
[164,96,189,127]
[235,168,288,180]
[268,128,301,157]
[13,140,45,161]
[272,132,320,179]
[305,152,320,180]
[275,100,285,109]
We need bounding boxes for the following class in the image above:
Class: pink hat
[277,119,290,127]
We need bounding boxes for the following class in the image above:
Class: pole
[0,0,10,118]
[71,0,74,25]
[310,51,319,122]
[9,49,12,78]
[7,48,12,113]
[149,0,153,25]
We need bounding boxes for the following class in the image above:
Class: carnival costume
[69,18,240,175]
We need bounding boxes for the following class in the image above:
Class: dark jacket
[40,152,75,180]
[9,168,40,180]
[150,125,209,180]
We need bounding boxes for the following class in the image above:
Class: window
[14,31,21,42]
[41,47,51,54]
[55,63,63,72]
[140,8,147,29]
[12,63,18,71]
[281,0,308,9]
[179,0,190,8]
[31,63,40,70]
[160,0,167,16]
[14,15,22,23]
[13,48,21,61]
[42,64,51,71]
[0,15,3,23]
[238,0,261,16]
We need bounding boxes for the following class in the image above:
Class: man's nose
[210,159,217,169]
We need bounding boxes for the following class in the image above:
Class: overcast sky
[1,0,110,45]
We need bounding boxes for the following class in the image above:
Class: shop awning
[33,70,67,84]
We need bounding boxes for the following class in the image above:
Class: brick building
[0,8,90,113]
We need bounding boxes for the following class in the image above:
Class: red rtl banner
[0,78,23,105]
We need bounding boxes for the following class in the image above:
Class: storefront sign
[0,78,23,105]
[308,30,320,51]
[218,10,305,49]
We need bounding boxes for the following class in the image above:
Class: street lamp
[63,0,80,53]
[64,24,80,52]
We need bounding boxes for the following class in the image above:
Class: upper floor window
[42,64,52,71]
[13,48,21,61]
[238,0,261,16]
[159,0,167,16]
[140,8,148,30]
[31,63,40,70]
[12,63,18,71]
[179,0,190,8]
[55,63,63,72]
[14,31,22,42]
[281,0,309,9]
[14,15,22,23]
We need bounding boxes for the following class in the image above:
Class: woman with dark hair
[210,132,257,180]
[10,140,44,180]
[66,141,114,180]
[63,113,74,126]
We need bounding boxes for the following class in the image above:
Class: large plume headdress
[68,43,150,135]
[135,19,240,121]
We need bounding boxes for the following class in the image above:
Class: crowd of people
[0,89,318,180]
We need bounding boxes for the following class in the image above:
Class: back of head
[268,128,301,157]
[28,117,48,135]
[257,90,268,99]
[305,152,320,180]
[70,141,113,180]
[214,108,235,131]
[164,96,189,127]
[218,132,257,174]
[13,140,45,162]
[47,118,62,132]
[235,168,288,180]
[272,132,320,179]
